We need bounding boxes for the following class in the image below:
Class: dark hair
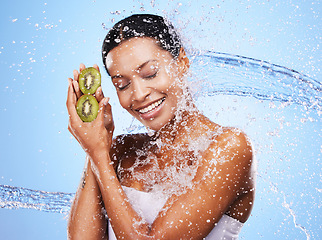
[102,14,182,73]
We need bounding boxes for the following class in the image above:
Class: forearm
[68,156,108,240]
[89,149,151,239]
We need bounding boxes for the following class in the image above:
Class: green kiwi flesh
[79,67,101,95]
[76,95,99,122]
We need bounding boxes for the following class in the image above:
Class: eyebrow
[138,60,158,71]
[111,60,158,79]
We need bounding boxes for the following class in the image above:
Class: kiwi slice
[76,94,99,122]
[79,67,101,95]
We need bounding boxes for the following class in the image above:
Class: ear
[177,48,190,74]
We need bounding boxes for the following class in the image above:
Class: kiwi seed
[79,67,101,95]
[76,94,99,122]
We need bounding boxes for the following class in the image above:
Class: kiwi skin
[79,67,101,95]
[76,95,99,122]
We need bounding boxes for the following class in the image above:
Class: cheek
[156,71,177,92]
[160,74,183,96]
[117,92,131,109]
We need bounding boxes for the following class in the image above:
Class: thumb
[97,97,109,120]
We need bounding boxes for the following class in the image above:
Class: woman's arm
[67,157,108,240]
[87,128,253,239]
[149,129,254,239]
[66,64,114,239]
[67,65,253,239]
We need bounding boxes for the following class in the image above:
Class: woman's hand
[66,63,114,156]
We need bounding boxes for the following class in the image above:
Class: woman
[67,14,255,239]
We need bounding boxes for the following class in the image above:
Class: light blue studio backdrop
[0,0,321,239]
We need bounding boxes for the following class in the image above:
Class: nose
[132,78,151,102]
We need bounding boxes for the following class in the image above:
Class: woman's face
[106,37,188,131]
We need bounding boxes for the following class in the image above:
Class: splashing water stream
[1,51,320,239]
[0,184,73,214]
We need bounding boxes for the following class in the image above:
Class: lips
[135,97,165,119]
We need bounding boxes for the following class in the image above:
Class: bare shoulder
[200,115,251,150]
[109,133,149,168]
[113,133,148,147]
[111,133,148,154]
[192,124,255,205]
[201,124,253,175]
[214,127,252,153]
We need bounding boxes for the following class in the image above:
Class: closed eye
[118,84,130,90]
[115,81,130,91]
[112,76,130,91]
[143,71,158,79]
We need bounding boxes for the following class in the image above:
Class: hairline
[104,36,180,76]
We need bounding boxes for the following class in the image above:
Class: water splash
[282,195,311,240]
[261,176,312,240]
[0,51,320,239]
[189,50,321,111]
[0,184,74,214]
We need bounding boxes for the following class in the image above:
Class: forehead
[106,37,172,74]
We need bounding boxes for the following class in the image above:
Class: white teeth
[138,98,164,114]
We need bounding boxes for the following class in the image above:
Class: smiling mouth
[137,97,165,114]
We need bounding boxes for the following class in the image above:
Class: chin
[143,121,167,132]
[144,115,176,132]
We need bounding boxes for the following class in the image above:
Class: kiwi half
[79,67,101,95]
[76,94,99,122]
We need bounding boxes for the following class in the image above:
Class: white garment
[108,186,243,239]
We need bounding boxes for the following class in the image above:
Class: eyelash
[118,83,129,91]
[117,70,159,91]
[144,71,158,79]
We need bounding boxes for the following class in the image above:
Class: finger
[93,64,100,72]
[73,79,82,99]
[95,86,105,102]
[66,79,76,110]
[67,80,81,124]
[80,63,86,72]
[68,77,75,92]
[97,97,110,122]
[66,79,77,109]
[73,69,79,82]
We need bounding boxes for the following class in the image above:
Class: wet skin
[67,37,255,239]
[106,37,188,131]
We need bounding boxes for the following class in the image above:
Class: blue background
[0,0,320,239]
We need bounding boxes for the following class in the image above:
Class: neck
[151,101,200,145]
